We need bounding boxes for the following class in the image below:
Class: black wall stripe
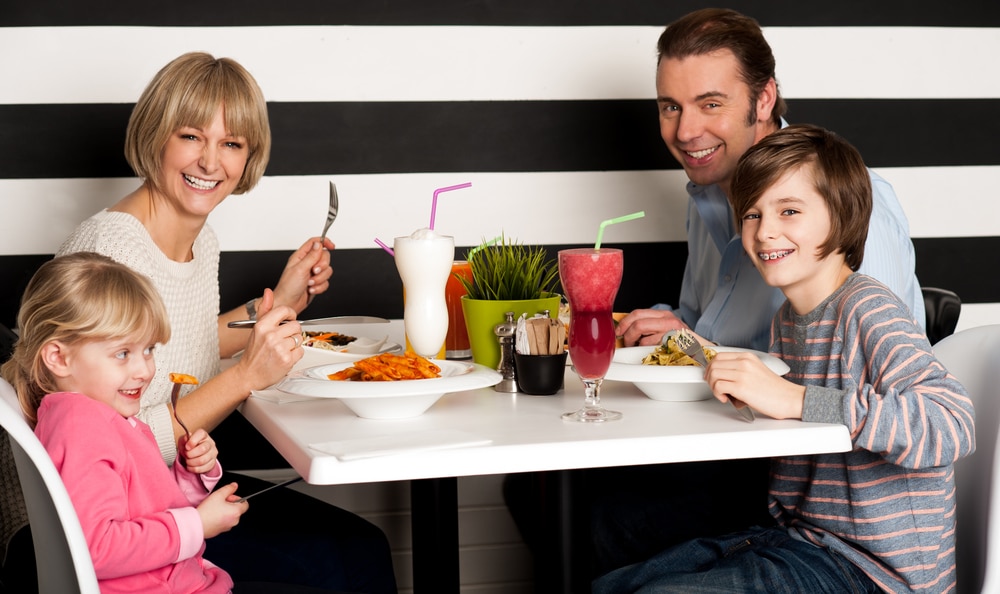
[2,99,998,180]
[1,237,995,331]
[3,0,998,27]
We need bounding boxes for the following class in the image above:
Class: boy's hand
[704,352,805,419]
[198,482,249,538]
[180,428,218,475]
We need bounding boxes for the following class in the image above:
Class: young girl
[1,252,245,593]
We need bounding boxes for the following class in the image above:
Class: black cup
[514,351,568,395]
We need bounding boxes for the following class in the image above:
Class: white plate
[276,360,502,419]
[294,324,402,371]
[604,346,789,402]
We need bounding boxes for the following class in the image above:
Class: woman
[53,52,397,593]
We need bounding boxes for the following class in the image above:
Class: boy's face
[47,333,157,419]
[740,164,851,314]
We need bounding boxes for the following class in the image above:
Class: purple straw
[374,238,395,256]
[428,182,472,230]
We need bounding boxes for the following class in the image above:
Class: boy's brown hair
[730,124,872,271]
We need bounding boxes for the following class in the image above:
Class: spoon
[322,182,339,239]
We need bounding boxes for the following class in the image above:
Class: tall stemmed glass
[558,248,623,422]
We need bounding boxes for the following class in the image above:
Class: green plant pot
[461,294,562,369]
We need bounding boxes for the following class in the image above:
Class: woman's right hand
[234,288,304,391]
[199,482,248,538]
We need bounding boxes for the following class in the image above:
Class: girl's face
[155,104,249,220]
[49,334,158,418]
[740,165,850,314]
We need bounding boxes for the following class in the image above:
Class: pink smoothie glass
[558,248,623,422]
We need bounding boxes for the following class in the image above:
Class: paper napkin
[250,388,317,404]
[309,430,492,461]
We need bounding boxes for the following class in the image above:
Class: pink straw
[374,238,394,256]
[428,182,472,230]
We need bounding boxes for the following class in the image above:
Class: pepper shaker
[494,311,517,392]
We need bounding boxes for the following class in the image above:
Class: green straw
[595,211,645,249]
[467,236,502,259]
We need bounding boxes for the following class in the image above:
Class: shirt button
[724,275,732,282]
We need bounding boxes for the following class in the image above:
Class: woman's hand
[272,237,335,314]
[703,351,805,419]
[198,482,248,538]
[179,428,218,475]
[233,289,304,390]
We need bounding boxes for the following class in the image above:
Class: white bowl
[276,360,502,419]
[604,346,789,402]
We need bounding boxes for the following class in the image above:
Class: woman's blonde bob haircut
[0,253,171,427]
[124,52,271,195]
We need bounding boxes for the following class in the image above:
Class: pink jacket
[36,392,231,593]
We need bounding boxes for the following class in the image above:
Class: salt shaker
[494,311,517,392]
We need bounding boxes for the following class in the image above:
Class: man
[504,8,924,582]
[617,8,923,350]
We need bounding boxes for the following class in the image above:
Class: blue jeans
[592,526,880,594]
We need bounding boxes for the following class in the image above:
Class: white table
[240,367,851,593]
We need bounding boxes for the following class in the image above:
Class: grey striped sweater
[769,273,975,593]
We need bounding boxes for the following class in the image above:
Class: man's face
[656,50,776,195]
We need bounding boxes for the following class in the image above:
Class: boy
[593,124,975,593]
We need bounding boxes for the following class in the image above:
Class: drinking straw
[374,238,394,256]
[595,211,645,249]
[467,236,502,259]
[429,182,472,230]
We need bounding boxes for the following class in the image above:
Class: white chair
[0,379,98,593]
[933,325,1000,594]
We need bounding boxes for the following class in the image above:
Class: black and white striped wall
[2,1,998,332]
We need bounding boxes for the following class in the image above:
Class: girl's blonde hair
[0,253,171,427]
[124,51,271,195]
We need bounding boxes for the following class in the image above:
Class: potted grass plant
[458,236,561,368]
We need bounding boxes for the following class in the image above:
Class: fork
[169,383,192,439]
[321,181,339,239]
[672,329,755,422]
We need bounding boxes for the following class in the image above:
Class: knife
[228,315,391,328]
[670,330,755,422]
[235,477,303,503]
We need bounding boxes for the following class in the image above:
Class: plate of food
[276,352,502,419]
[604,341,789,402]
[294,325,402,371]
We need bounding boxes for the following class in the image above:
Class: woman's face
[156,105,249,219]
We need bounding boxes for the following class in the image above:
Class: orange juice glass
[445,261,473,359]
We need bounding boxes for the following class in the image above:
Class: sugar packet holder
[515,313,565,356]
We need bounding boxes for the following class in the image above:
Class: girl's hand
[272,237,336,314]
[703,351,805,419]
[234,289,303,390]
[179,428,218,475]
[198,482,248,538]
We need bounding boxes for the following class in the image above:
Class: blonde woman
[52,53,396,592]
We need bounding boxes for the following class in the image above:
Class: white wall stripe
[1,165,995,255]
[2,26,997,104]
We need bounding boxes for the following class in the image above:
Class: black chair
[922,287,961,345]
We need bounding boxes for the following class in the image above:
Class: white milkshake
[394,229,455,358]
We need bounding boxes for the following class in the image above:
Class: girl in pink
[2,252,245,593]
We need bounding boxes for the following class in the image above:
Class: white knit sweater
[57,210,222,465]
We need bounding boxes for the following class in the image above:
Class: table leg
[410,477,459,594]
[538,469,590,594]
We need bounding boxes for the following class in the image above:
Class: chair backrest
[923,287,962,345]
[0,379,98,593]
[933,325,1000,594]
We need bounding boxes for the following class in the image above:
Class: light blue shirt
[660,170,924,352]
